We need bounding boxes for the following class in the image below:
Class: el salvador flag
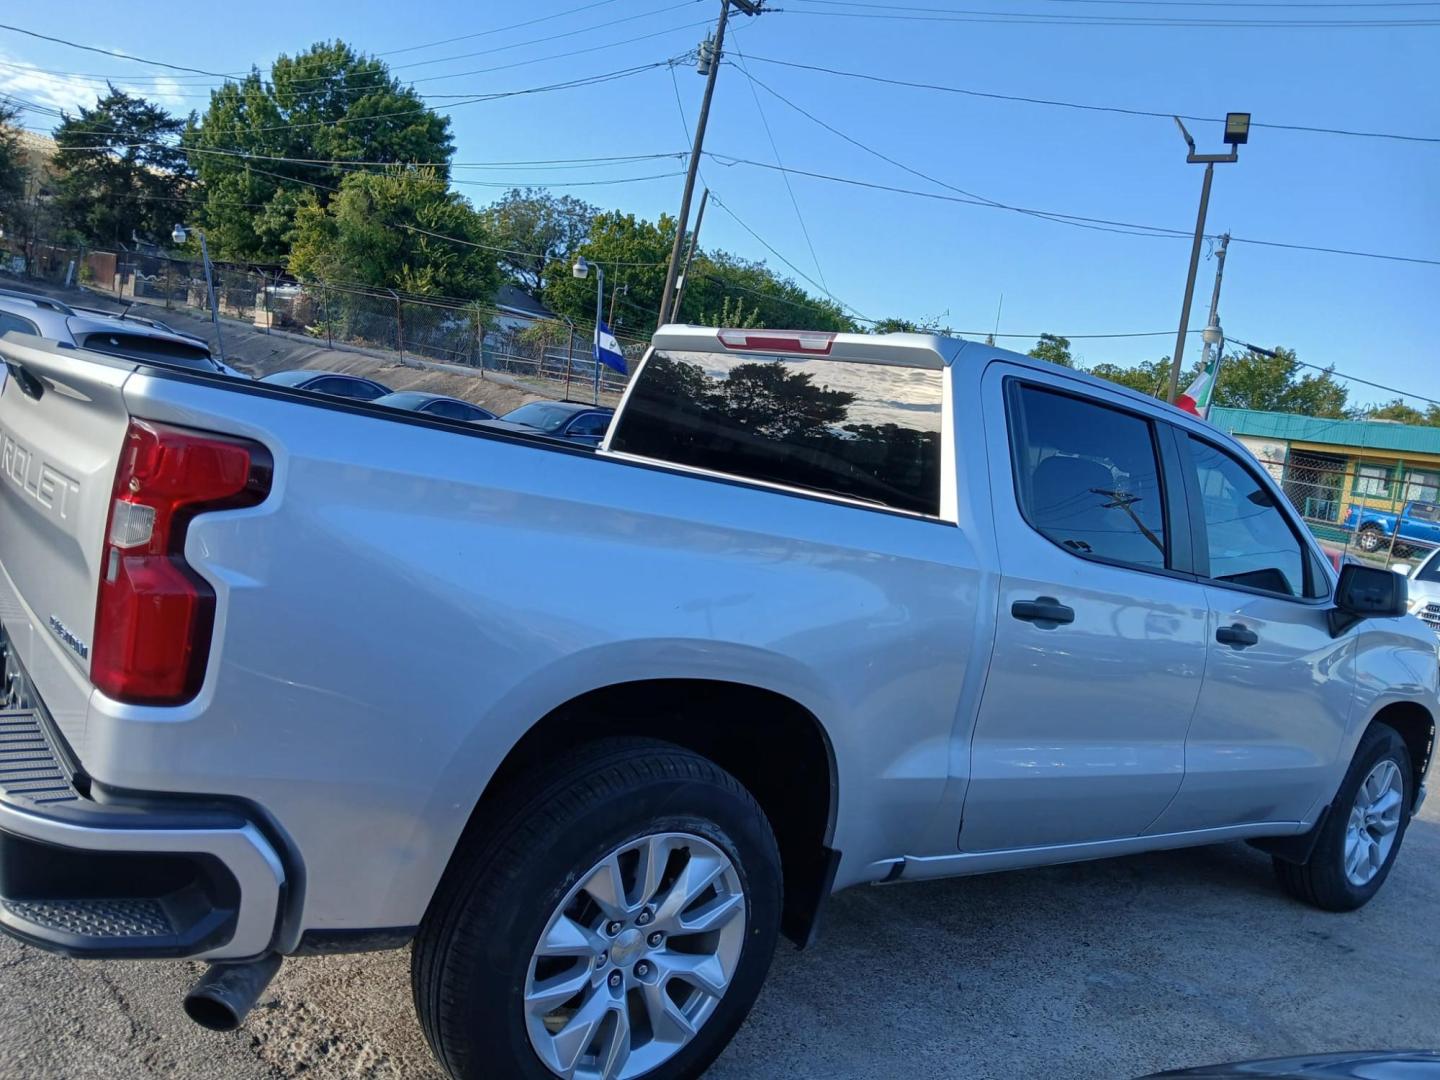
[594,322,627,374]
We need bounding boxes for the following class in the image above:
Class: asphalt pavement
[4,796,1438,1079]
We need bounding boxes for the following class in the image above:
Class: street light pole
[174,224,226,363]
[1164,113,1249,404]
[657,1,764,330]
[592,262,604,405]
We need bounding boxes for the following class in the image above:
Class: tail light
[92,420,271,705]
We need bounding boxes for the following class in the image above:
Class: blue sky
[2,1,1436,407]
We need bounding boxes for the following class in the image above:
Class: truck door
[961,364,1209,851]
[1145,432,1353,833]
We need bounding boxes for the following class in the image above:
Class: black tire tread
[1272,721,1410,912]
[411,737,775,1080]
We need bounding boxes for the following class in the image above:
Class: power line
[0,22,238,77]
[708,193,874,322]
[783,0,1440,26]
[729,40,831,296]
[388,1,699,72]
[738,54,1440,145]
[377,0,631,57]
[1222,343,1440,408]
[705,152,1440,267]
[397,222,672,269]
[729,64,1178,239]
[50,60,675,147]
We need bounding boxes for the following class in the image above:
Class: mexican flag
[1176,354,1219,416]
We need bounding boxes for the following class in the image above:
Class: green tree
[0,101,24,234]
[288,166,500,300]
[187,41,452,260]
[1360,398,1440,426]
[51,86,193,247]
[681,251,855,333]
[1089,357,1172,397]
[871,317,920,334]
[700,294,764,329]
[542,211,674,330]
[1211,346,1348,417]
[1028,333,1074,367]
[481,188,595,296]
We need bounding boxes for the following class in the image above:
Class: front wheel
[412,739,782,1080]
[1274,722,1412,911]
[1355,525,1387,553]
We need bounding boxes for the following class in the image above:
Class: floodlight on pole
[1164,112,1248,405]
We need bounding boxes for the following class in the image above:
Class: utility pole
[657,0,764,329]
[671,187,709,323]
[1199,233,1229,418]
[1164,112,1250,404]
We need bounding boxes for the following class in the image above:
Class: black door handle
[1011,597,1075,627]
[1216,623,1259,648]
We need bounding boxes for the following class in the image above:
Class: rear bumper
[0,703,285,960]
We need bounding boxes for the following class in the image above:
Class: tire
[1355,525,1386,553]
[1274,722,1412,912]
[411,739,782,1080]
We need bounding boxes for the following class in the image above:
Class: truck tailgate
[0,336,135,690]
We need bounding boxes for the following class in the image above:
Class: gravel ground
[3,794,1437,1080]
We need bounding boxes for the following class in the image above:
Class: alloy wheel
[1344,758,1404,886]
[523,832,747,1079]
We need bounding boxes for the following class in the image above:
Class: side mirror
[1329,563,1408,637]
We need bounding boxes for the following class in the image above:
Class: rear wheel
[1274,723,1412,911]
[412,739,782,1080]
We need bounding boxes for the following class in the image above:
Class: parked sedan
[259,370,392,401]
[499,400,614,446]
[371,391,496,423]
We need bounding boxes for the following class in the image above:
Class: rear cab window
[608,348,944,516]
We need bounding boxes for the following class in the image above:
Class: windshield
[1413,551,1440,584]
[503,403,579,433]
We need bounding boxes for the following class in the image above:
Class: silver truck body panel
[0,327,1434,955]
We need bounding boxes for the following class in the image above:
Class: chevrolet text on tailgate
[0,326,1434,1079]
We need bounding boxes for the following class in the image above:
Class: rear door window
[608,349,944,515]
[1009,384,1169,571]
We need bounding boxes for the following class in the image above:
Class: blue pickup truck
[1344,499,1440,555]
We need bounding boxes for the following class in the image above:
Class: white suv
[0,287,245,379]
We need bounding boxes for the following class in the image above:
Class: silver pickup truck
[0,325,1433,1080]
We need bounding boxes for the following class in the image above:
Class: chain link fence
[1260,448,1440,569]
[2,241,641,401]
